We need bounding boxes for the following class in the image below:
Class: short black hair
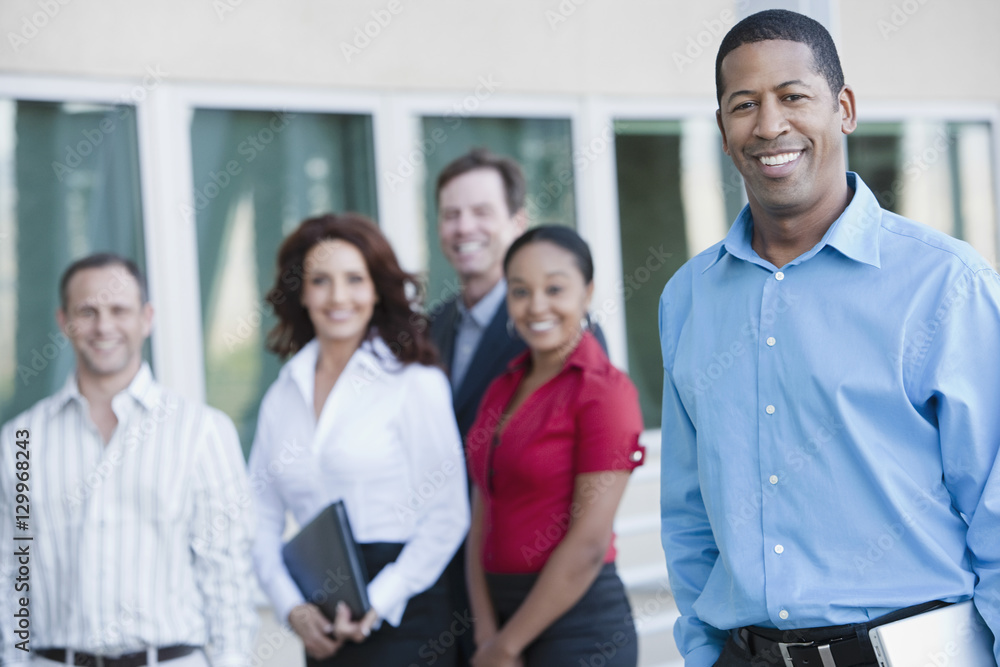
[436,148,527,217]
[59,252,148,310]
[503,225,594,285]
[715,9,844,105]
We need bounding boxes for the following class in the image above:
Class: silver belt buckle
[779,641,837,667]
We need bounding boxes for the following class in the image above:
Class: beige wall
[2,0,997,104]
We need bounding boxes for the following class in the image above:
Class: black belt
[36,645,199,667]
[735,601,949,667]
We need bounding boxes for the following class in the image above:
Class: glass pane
[191,109,377,454]
[0,99,146,425]
[848,121,997,265]
[614,123,679,427]
[419,116,575,305]
[614,118,732,427]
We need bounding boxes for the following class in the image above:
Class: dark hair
[436,148,527,217]
[265,213,438,365]
[59,252,148,310]
[715,9,844,105]
[503,225,594,285]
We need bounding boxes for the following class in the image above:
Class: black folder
[282,500,371,620]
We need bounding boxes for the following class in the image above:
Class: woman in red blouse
[465,225,645,667]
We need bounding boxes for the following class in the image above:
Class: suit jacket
[430,296,526,442]
[430,295,609,442]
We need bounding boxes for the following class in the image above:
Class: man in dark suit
[430,148,529,441]
[429,149,607,666]
[429,149,527,667]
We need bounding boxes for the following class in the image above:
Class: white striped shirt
[0,364,257,666]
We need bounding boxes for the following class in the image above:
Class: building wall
[1,4,998,666]
[3,0,997,104]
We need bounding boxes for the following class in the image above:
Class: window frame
[3,74,997,405]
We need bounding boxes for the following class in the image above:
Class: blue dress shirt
[658,173,1000,667]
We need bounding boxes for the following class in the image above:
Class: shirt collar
[564,330,606,371]
[505,329,603,374]
[457,278,507,328]
[704,172,882,272]
[46,362,161,416]
[284,334,400,405]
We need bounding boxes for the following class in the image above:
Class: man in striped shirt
[0,253,257,666]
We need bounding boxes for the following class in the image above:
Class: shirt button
[769,475,779,485]
[766,337,776,347]
[779,609,789,620]
[775,271,785,281]
[774,544,784,554]
[765,405,776,415]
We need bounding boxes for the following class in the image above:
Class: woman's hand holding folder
[289,601,380,660]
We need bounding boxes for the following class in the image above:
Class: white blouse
[249,337,470,627]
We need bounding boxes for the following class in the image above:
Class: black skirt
[307,542,459,667]
[486,562,638,667]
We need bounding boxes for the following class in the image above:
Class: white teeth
[457,242,485,254]
[327,310,354,321]
[93,341,118,350]
[528,321,557,332]
[759,152,801,166]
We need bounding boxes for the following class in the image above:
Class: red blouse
[466,331,645,574]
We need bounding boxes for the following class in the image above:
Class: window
[848,120,997,265]
[614,118,733,426]
[0,99,146,424]
[418,116,575,305]
[191,109,378,452]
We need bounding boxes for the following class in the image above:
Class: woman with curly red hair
[249,213,469,666]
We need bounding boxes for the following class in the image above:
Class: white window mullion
[577,98,628,371]
[135,84,206,401]
[373,95,426,275]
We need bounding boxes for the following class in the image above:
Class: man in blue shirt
[659,9,1000,667]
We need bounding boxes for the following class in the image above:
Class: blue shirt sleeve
[659,286,729,667]
[911,268,1000,662]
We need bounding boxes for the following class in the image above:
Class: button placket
[758,268,791,628]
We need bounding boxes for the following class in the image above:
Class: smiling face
[438,167,527,292]
[716,39,856,223]
[300,239,378,350]
[57,265,153,386]
[505,241,594,364]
